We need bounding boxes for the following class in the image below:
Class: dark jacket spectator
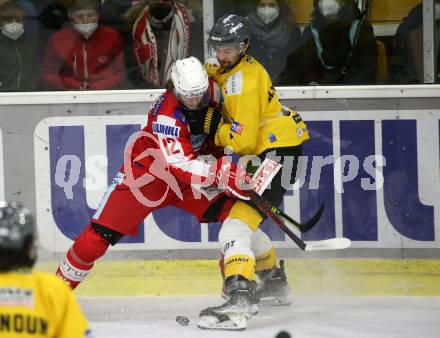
[100,0,145,88]
[181,0,205,62]
[389,2,440,83]
[247,0,301,85]
[279,0,377,85]
[13,0,39,41]
[32,0,72,77]
[132,0,191,88]
[41,0,126,90]
[0,3,38,91]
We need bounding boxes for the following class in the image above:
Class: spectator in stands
[180,0,204,62]
[389,1,440,84]
[131,0,191,88]
[100,0,145,88]
[279,0,377,85]
[38,0,72,32]
[0,0,39,41]
[41,0,126,90]
[33,0,72,79]
[246,0,301,84]
[214,0,254,19]
[0,2,38,91]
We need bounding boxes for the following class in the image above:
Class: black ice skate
[198,276,253,330]
[255,259,291,306]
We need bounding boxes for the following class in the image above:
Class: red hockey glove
[211,157,253,200]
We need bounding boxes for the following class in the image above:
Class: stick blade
[304,237,351,251]
[299,200,325,233]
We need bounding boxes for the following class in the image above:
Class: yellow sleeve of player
[214,70,260,154]
[41,274,91,338]
[57,288,91,338]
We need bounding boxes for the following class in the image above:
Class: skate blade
[259,295,292,306]
[197,314,247,331]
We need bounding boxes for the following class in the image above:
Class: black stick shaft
[248,191,306,251]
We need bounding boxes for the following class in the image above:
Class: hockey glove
[184,106,222,135]
[211,157,253,200]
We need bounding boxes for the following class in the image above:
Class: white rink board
[33,110,440,252]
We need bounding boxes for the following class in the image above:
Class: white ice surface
[79,296,440,338]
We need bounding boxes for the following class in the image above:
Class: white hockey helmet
[171,57,209,108]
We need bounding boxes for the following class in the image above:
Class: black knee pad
[202,195,230,222]
[91,222,123,246]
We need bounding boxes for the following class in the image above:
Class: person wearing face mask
[390,1,440,84]
[246,0,301,84]
[279,0,377,85]
[0,2,38,91]
[41,0,126,90]
[0,0,38,41]
[132,0,191,88]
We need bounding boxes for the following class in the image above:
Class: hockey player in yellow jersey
[196,14,309,330]
[0,201,91,338]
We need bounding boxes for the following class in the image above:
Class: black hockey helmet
[208,14,250,47]
[0,201,36,271]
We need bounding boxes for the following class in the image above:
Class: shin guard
[56,224,110,289]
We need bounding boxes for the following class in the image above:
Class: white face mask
[435,3,440,21]
[257,6,280,25]
[74,22,98,39]
[2,22,24,40]
[319,0,340,17]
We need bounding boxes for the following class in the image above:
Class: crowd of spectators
[0,0,439,92]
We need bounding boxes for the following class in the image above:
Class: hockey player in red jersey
[55,56,250,289]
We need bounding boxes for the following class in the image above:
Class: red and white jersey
[122,81,220,187]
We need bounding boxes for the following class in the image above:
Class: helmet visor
[177,89,211,110]
[209,42,245,56]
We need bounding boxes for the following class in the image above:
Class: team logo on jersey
[293,114,303,123]
[190,133,207,150]
[226,71,243,96]
[0,288,34,307]
[231,121,244,135]
[152,123,180,138]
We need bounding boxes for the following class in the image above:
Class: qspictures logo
[33,111,440,251]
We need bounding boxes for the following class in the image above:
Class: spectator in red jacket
[41,0,126,90]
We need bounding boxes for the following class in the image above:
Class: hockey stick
[271,200,325,233]
[248,190,351,251]
[249,157,323,233]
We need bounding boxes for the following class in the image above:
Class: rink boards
[1,87,440,295]
[31,110,440,253]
